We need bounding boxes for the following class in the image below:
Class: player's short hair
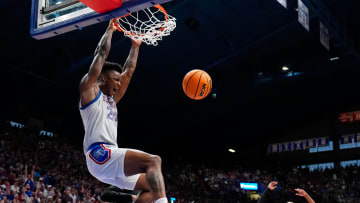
[101,61,123,74]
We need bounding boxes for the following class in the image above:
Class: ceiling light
[282,66,289,71]
[228,149,235,153]
[330,57,339,61]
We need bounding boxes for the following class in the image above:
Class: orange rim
[153,5,169,20]
[113,18,134,36]
[114,5,169,35]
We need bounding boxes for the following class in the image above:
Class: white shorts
[86,144,141,190]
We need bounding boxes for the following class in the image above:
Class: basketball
[182,69,212,100]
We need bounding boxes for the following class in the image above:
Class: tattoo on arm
[88,28,115,79]
[146,170,165,192]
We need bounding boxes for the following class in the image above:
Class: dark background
[1,0,360,167]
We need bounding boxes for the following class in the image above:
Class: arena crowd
[0,122,359,203]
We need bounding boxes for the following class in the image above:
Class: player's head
[99,61,123,96]
[102,61,124,74]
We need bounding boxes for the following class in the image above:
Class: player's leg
[133,174,154,203]
[135,191,153,203]
[123,150,167,203]
[101,174,154,203]
[100,185,154,203]
[87,146,144,203]
[86,146,160,202]
[105,186,133,193]
[100,186,135,202]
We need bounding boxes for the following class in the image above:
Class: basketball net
[113,5,176,46]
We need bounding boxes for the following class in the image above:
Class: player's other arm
[79,20,117,103]
[114,39,142,103]
[31,165,35,180]
[295,188,315,203]
[258,181,278,203]
[24,165,28,180]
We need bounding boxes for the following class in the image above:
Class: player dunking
[79,19,168,203]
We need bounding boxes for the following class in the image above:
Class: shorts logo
[94,148,105,159]
[89,144,111,165]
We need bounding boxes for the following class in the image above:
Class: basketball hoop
[113,5,176,46]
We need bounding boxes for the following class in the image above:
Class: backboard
[30,0,173,39]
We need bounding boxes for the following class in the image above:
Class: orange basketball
[182,69,212,100]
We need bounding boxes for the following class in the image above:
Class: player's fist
[267,181,278,191]
[295,188,308,197]
[108,19,117,32]
[131,39,142,47]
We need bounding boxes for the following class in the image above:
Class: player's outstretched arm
[295,188,315,203]
[258,181,278,203]
[31,165,35,180]
[114,39,142,103]
[80,20,116,95]
[24,165,28,180]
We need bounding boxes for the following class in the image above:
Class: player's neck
[98,84,107,95]
[99,86,114,98]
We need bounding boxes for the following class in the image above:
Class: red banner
[339,111,360,123]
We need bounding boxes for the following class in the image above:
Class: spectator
[47,196,53,203]
[13,193,20,203]
[1,121,360,203]
[62,188,72,203]
[11,181,20,194]
[69,188,78,203]
[23,166,35,192]
[20,186,32,203]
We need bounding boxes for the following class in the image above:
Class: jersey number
[107,106,118,122]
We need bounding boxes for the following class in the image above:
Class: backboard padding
[30,0,173,39]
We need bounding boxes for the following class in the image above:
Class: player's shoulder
[81,84,100,97]
[80,82,101,107]
[80,73,90,87]
[80,74,99,92]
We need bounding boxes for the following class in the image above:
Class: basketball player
[258,181,315,203]
[79,19,168,203]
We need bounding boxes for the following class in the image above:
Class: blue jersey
[24,179,34,191]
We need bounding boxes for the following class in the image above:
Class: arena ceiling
[1,0,360,162]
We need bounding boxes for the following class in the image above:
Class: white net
[115,5,176,46]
